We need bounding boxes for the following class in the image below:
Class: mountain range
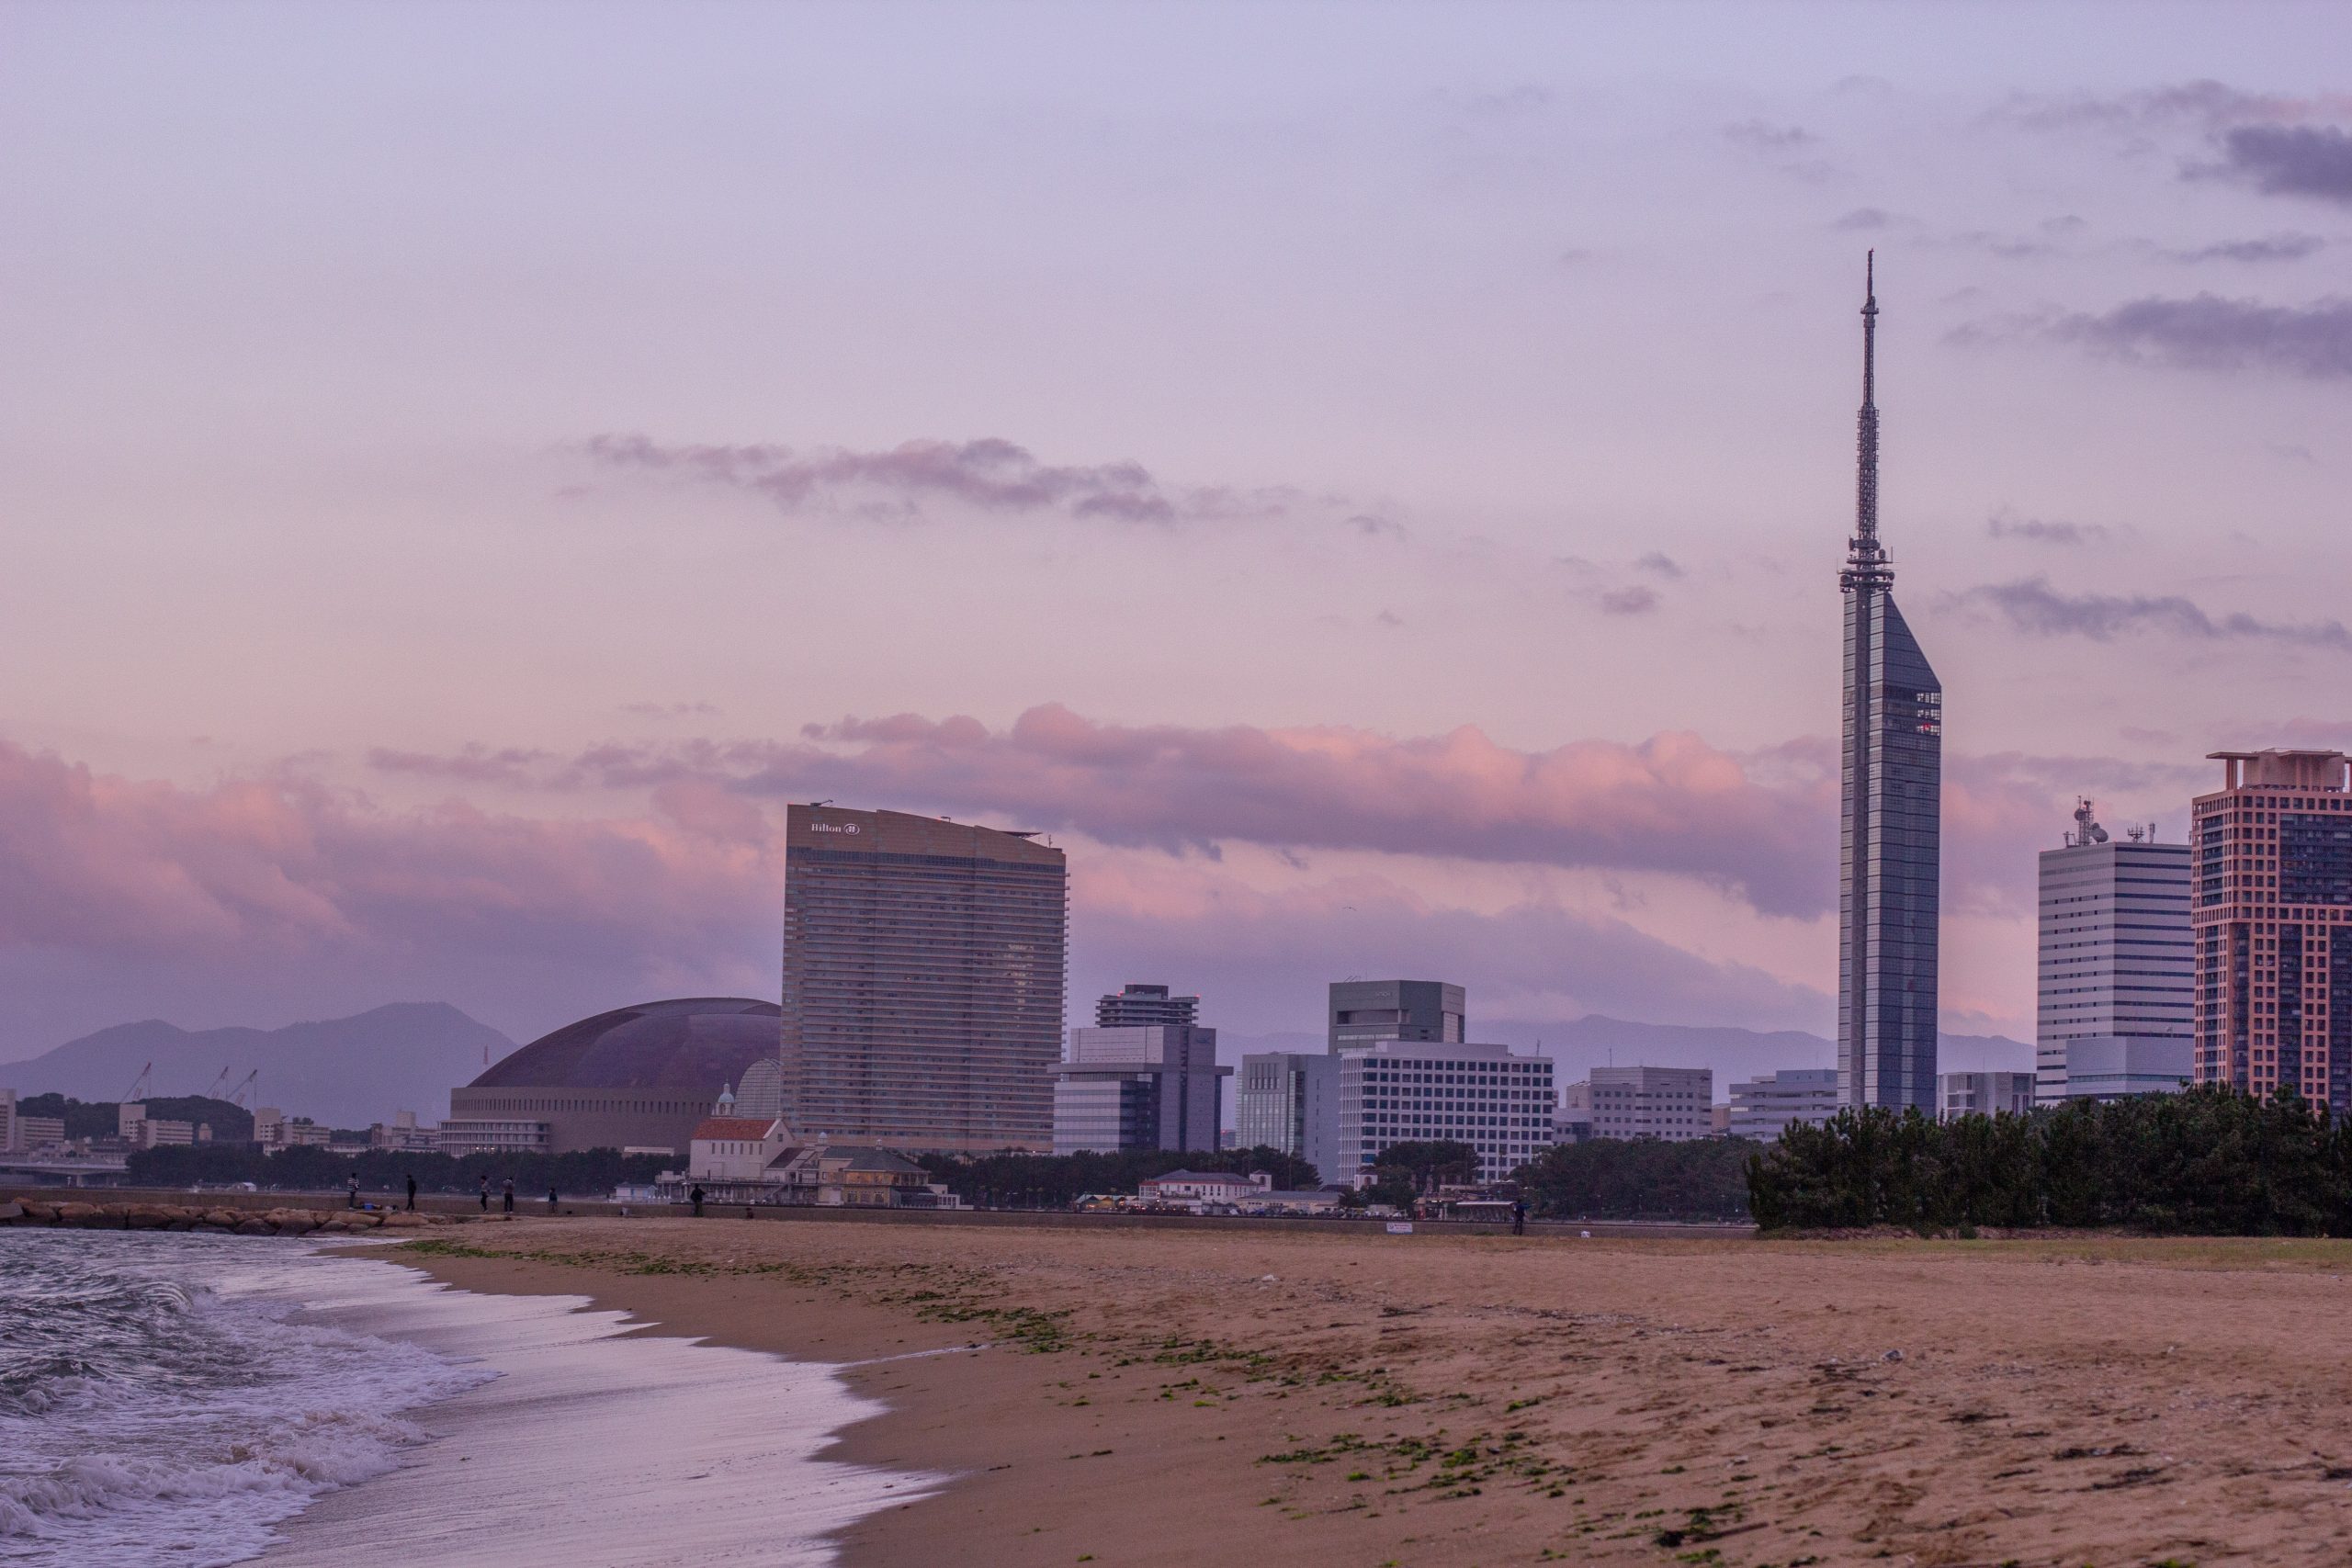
[0,1003,515,1130]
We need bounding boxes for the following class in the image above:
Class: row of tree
[1515,1135,1755,1222]
[124,1143,671,1196]
[1746,1087,2352,1235]
[914,1146,1321,1208]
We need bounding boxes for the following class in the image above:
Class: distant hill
[0,1003,514,1128]
[1217,1014,2031,1101]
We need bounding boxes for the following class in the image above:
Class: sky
[4,2,2349,1063]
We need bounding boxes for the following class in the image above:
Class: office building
[1337,1041,1554,1182]
[1727,1067,1840,1141]
[2036,799,2193,1105]
[1838,256,1942,1114]
[780,805,1068,1153]
[1052,1025,1228,1155]
[1094,984,1199,1030]
[117,1104,198,1149]
[1553,1083,1593,1145]
[1938,1070,2036,1120]
[0,1089,17,1153]
[368,1111,441,1152]
[1329,979,1464,1053]
[449,998,781,1157]
[1575,1066,1715,1142]
[2059,1034,2192,1101]
[2191,750,2352,1114]
[1234,1052,1341,1179]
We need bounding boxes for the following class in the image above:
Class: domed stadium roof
[472,998,782,1091]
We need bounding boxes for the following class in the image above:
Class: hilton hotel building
[779,804,1068,1153]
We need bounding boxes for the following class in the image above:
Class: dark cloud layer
[1985,513,2109,547]
[2207,125,2352,206]
[2047,294,2352,379]
[583,434,1310,525]
[2160,233,2325,265]
[1953,577,2352,650]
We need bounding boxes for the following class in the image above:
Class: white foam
[254,1252,946,1566]
[0,1235,941,1568]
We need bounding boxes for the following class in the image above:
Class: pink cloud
[0,739,779,970]
[756,705,1838,917]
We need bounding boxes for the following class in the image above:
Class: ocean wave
[0,1233,492,1565]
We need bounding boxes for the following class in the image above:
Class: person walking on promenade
[690,1183,706,1218]
[1511,1200,1527,1236]
[405,1175,417,1212]
[547,1185,559,1213]
[478,1174,490,1212]
[501,1178,514,1213]
[345,1171,359,1209]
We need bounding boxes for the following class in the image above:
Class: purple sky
[4,3,2349,1057]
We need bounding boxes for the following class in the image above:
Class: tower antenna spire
[1840,250,1892,593]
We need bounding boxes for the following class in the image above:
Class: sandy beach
[387,1217,2352,1567]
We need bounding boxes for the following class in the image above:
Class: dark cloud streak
[1952,577,2352,650]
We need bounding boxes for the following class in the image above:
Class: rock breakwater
[0,1199,461,1234]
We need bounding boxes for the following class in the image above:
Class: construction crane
[120,1062,153,1104]
[202,1066,233,1101]
[226,1070,258,1111]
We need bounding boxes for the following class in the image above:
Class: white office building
[1572,1066,1714,1142]
[2037,802,2193,1105]
[1727,1067,1839,1141]
[1938,1070,2037,1120]
[1338,1041,1554,1182]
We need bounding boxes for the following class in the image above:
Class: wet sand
[395,1218,2352,1566]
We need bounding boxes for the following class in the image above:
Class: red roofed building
[689,1116,794,1183]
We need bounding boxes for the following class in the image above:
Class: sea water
[0,1230,488,1565]
[0,1230,941,1566]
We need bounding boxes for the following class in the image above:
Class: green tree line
[1514,1136,1755,1222]
[914,1146,1321,1209]
[1746,1087,2352,1235]
[125,1142,671,1196]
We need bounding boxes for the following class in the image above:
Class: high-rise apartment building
[1838,255,1942,1114]
[1574,1066,1715,1142]
[1337,1041,1553,1182]
[2191,750,2352,1115]
[779,805,1068,1152]
[1328,980,1465,1052]
[1094,984,1199,1030]
[2036,800,2193,1105]
[1052,1025,1227,1156]
[1234,1052,1341,1179]
[1727,1067,1840,1141]
[1937,1071,2036,1120]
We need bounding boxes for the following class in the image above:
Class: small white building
[1575,1066,1714,1143]
[688,1116,795,1183]
[1138,1169,1268,1204]
[1938,1071,2036,1120]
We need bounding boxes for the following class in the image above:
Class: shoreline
[255,1238,935,1566]
[378,1214,2352,1567]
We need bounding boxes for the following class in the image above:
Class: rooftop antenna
[1839,250,1894,598]
[2072,797,2107,847]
